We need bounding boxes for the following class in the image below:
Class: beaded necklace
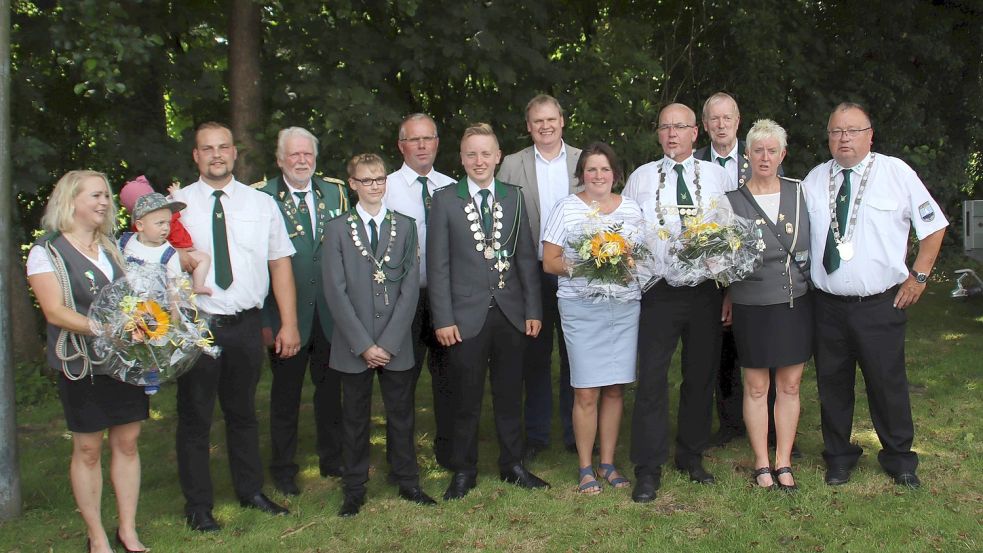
[826,154,875,261]
[463,192,522,289]
[654,158,703,226]
[347,209,414,305]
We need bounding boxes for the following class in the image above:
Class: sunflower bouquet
[89,263,220,394]
[658,205,762,287]
[567,222,652,301]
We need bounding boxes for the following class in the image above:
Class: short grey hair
[276,127,319,160]
[398,113,438,140]
[745,119,787,152]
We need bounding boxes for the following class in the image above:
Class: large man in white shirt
[803,102,946,489]
[623,103,736,503]
[497,94,582,459]
[383,113,457,469]
[172,122,299,532]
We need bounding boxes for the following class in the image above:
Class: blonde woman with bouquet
[542,143,645,494]
[26,170,149,553]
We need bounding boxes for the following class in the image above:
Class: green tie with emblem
[293,191,314,241]
[823,168,852,274]
[478,189,492,235]
[212,190,233,289]
[418,175,431,224]
[674,164,692,205]
[368,219,379,253]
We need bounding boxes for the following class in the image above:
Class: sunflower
[133,300,170,340]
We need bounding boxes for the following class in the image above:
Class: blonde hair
[745,119,788,152]
[42,170,125,267]
[461,122,499,147]
[346,153,388,178]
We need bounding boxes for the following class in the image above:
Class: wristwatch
[911,270,929,284]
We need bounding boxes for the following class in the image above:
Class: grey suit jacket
[321,209,419,373]
[497,144,583,246]
[427,178,542,339]
[696,139,783,187]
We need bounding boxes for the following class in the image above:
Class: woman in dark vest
[26,170,149,553]
[723,120,812,492]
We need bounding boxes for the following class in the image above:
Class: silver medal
[484,247,495,259]
[837,241,855,261]
[475,243,484,252]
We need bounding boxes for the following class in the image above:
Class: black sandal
[773,466,798,492]
[751,466,777,490]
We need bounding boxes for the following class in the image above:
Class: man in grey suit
[497,94,582,458]
[428,123,549,501]
[321,153,436,517]
[694,92,795,455]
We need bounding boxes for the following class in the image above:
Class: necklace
[654,158,702,226]
[65,233,100,256]
[347,210,411,305]
[463,194,521,288]
[826,154,875,262]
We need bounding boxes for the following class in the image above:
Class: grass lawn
[2,280,981,552]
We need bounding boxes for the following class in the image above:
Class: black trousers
[631,281,722,476]
[522,268,574,448]
[339,367,419,496]
[404,291,454,468]
[814,290,917,475]
[448,305,526,474]
[177,308,265,513]
[269,309,342,482]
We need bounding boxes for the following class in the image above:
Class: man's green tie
[368,219,379,253]
[823,168,852,274]
[717,156,731,168]
[478,189,492,234]
[293,191,313,240]
[418,176,431,224]
[674,164,692,206]
[212,190,233,289]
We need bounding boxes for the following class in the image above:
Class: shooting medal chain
[827,154,875,262]
[463,195,520,288]
[347,210,409,305]
[654,159,702,226]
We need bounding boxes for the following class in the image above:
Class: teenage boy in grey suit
[428,123,549,501]
[322,153,436,517]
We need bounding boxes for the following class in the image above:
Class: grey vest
[38,233,122,376]
[725,178,810,306]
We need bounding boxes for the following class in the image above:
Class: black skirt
[732,291,814,368]
[57,374,150,433]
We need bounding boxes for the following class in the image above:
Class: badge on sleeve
[918,201,935,222]
[795,250,809,263]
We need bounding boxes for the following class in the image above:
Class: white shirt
[284,176,316,231]
[802,153,949,296]
[355,202,388,251]
[383,163,456,287]
[468,178,495,203]
[542,194,644,301]
[534,143,571,259]
[122,236,182,277]
[172,178,295,315]
[710,142,740,188]
[27,243,114,280]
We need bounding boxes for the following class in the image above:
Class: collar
[661,154,695,172]
[195,177,240,199]
[398,162,442,186]
[712,142,739,162]
[533,142,567,164]
[832,151,874,176]
[455,176,508,200]
[283,175,313,194]
[355,202,387,227]
[467,178,495,201]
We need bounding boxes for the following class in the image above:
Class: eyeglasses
[656,123,696,132]
[399,136,438,145]
[351,177,387,187]
[827,127,871,139]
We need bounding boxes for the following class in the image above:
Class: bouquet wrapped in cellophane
[566,220,657,302]
[89,263,220,394]
[655,204,763,287]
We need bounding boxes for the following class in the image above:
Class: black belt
[816,285,899,304]
[209,308,259,326]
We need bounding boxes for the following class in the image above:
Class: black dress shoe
[631,472,661,503]
[320,464,344,478]
[676,461,715,484]
[824,466,852,486]
[443,472,477,501]
[239,492,289,515]
[338,493,364,517]
[893,472,921,489]
[708,427,745,448]
[274,477,300,496]
[523,442,548,462]
[499,464,550,490]
[398,486,438,506]
[186,510,220,533]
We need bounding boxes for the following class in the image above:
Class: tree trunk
[9,250,42,365]
[228,0,263,185]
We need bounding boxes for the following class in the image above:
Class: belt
[209,308,259,326]
[816,285,899,304]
